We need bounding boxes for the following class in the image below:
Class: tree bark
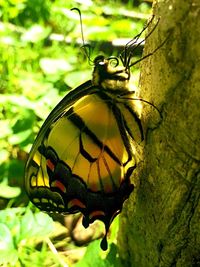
[118,1,200,266]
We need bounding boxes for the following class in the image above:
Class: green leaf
[40,57,73,75]
[74,240,106,267]
[34,212,54,236]
[0,181,21,198]
[105,243,123,267]
[64,70,91,88]
[19,209,36,240]
[8,108,36,146]
[0,94,34,109]
[0,223,18,266]
[20,210,53,240]
[0,209,21,238]
[21,24,51,43]
[0,223,14,250]
[0,120,12,139]
[0,149,10,163]
[0,160,24,191]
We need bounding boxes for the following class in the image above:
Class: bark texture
[118,1,200,266]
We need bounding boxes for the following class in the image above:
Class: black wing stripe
[98,90,144,143]
[27,82,95,164]
[95,90,134,165]
[111,104,133,165]
[79,135,97,163]
[97,160,104,191]
[96,90,143,142]
[67,107,121,165]
[102,154,117,190]
[122,103,144,141]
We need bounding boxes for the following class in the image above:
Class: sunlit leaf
[0,181,21,198]
[74,240,106,267]
[21,25,50,43]
[0,224,14,250]
[40,58,73,75]
[0,223,18,265]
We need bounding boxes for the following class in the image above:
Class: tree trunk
[118,0,200,266]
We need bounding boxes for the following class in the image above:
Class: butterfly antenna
[126,17,160,68]
[71,8,92,65]
[120,15,155,67]
[128,33,169,68]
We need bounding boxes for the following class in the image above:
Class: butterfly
[25,10,161,250]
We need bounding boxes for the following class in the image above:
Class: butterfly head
[92,55,131,91]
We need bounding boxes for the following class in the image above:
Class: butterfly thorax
[92,55,131,93]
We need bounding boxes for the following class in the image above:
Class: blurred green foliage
[0,0,151,266]
[0,207,74,266]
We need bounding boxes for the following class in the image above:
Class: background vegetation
[0,0,152,266]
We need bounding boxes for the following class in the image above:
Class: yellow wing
[25,56,144,250]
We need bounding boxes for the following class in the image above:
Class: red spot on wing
[47,159,55,171]
[51,180,66,193]
[68,199,86,209]
[89,210,105,220]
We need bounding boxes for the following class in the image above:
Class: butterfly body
[25,56,143,250]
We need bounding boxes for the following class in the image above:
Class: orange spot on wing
[89,210,105,220]
[47,159,55,171]
[68,199,86,209]
[51,180,66,193]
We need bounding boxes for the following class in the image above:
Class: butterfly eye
[94,55,105,65]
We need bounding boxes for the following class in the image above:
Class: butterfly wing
[25,80,94,210]
[25,80,137,250]
[25,54,145,250]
